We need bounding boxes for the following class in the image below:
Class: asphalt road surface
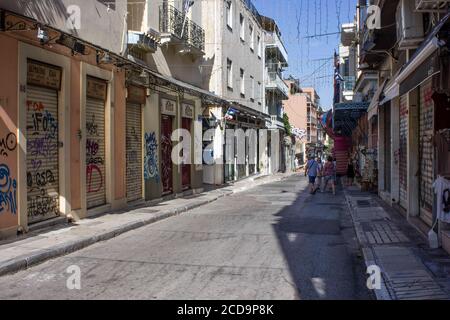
[0,175,372,300]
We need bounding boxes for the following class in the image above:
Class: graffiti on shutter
[26,86,59,223]
[126,102,143,202]
[86,97,106,209]
[419,79,434,223]
[399,95,408,209]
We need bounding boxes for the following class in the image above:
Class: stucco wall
[0,0,127,55]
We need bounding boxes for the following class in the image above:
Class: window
[226,1,233,30]
[97,0,115,10]
[240,68,245,96]
[343,57,349,76]
[239,14,245,41]
[227,59,233,89]
[257,35,261,57]
[250,76,255,102]
[249,24,254,51]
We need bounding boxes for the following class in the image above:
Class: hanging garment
[435,132,450,175]
[433,176,450,223]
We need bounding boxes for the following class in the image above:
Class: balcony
[159,4,205,57]
[127,30,159,55]
[269,115,285,130]
[265,72,289,99]
[265,31,288,66]
[343,76,356,92]
[416,0,450,11]
[341,23,356,47]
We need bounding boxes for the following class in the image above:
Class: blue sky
[253,0,357,110]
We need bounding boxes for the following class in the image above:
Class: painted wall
[0,0,128,55]
[0,35,19,235]
[203,0,265,113]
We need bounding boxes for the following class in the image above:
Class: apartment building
[261,15,289,174]
[201,0,269,184]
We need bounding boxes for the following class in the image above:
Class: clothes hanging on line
[433,175,450,223]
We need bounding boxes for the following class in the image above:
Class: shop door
[419,79,434,225]
[399,95,408,209]
[126,102,143,202]
[26,86,60,223]
[161,115,173,194]
[86,97,106,209]
[224,125,235,182]
[384,104,392,192]
[181,117,191,190]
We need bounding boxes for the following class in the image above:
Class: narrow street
[0,175,371,300]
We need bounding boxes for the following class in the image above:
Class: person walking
[305,156,319,194]
[323,156,336,195]
[316,156,324,192]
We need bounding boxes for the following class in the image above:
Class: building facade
[356,0,450,255]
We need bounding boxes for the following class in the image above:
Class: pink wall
[283,81,308,141]
[0,35,19,230]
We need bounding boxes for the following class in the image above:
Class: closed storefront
[160,98,176,195]
[85,77,107,209]
[181,103,193,190]
[126,86,145,203]
[419,79,434,225]
[399,94,408,209]
[224,123,236,182]
[26,60,62,224]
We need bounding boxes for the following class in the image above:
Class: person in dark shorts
[305,156,319,194]
[346,159,355,187]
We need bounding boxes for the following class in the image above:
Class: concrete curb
[0,174,292,277]
[342,190,394,300]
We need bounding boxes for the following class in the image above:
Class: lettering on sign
[87,77,107,101]
[27,60,62,90]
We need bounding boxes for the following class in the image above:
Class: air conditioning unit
[415,0,450,12]
[396,0,424,50]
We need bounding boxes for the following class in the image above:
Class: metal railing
[266,72,289,97]
[159,4,205,52]
[343,76,356,91]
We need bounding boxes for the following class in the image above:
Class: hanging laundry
[433,176,450,223]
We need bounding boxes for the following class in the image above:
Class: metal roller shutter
[126,102,143,202]
[399,95,408,209]
[419,79,434,225]
[26,86,60,223]
[86,97,106,209]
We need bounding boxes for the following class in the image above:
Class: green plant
[283,113,292,136]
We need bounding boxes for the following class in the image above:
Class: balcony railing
[266,72,289,98]
[159,4,205,52]
[265,32,288,65]
[343,76,356,91]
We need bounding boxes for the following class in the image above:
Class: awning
[367,79,387,120]
[379,75,400,105]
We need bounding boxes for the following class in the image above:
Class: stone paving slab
[0,173,295,277]
[344,189,450,300]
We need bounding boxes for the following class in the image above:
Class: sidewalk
[0,172,294,277]
[344,186,450,300]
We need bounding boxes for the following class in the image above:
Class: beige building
[283,83,321,163]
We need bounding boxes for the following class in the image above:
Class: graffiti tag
[0,164,17,215]
[144,132,159,182]
[0,132,17,157]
